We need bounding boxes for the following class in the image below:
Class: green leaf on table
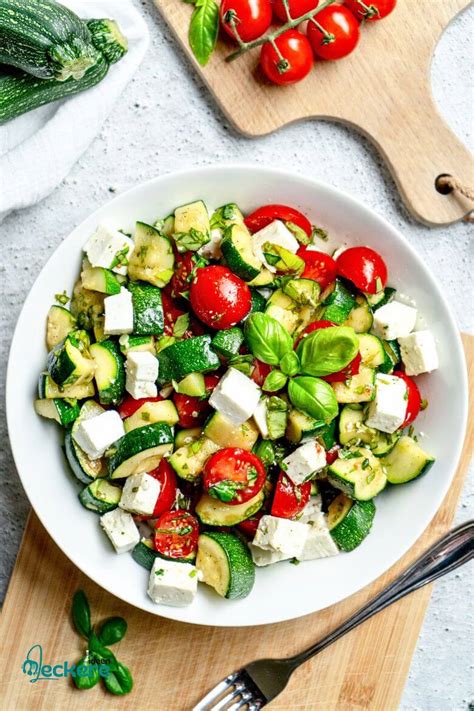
[189,0,219,66]
[98,617,128,646]
[74,653,100,690]
[71,590,92,639]
[103,662,134,695]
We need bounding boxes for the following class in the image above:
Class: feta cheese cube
[73,410,125,460]
[147,558,198,607]
[100,508,140,554]
[298,495,323,524]
[198,228,222,260]
[365,373,408,434]
[125,373,158,399]
[249,543,291,567]
[104,288,134,336]
[119,472,161,516]
[84,224,134,276]
[253,515,310,558]
[209,367,261,425]
[251,220,299,272]
[253,398,268,439]
[126,351,158,382]
[372,301,417,340]
[299,517,340,561]
[282,441,326,486]
[398,330,439,376]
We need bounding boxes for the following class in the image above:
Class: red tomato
[237,511,263,538]
[260,30,313,85]
[161,292,186,336]
[296,247,337,290]
[273,0,319,22]
[244,204,312,239]
[325,445,340,465]
[335,246,387,294]
[271,471,311,519]
[204,373,221,392]
[154,510,199,559]
[170,251,194,299]
[345,0,396,21]
[251,359,272,386]
[190,266,251,329]
[220,0,272,42]
[322,352,362,383]
[394,370,422,429]
[203,448,266,505]
[118,395,163,419]
[173,392,210,428]
[307,5,360,60]
[148,459,178,518]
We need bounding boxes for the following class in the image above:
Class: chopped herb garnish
[55,291,70,306]
[189,569,198,578]
[155,569,165,576]
[361,458,370,470]
[289,557,301,565]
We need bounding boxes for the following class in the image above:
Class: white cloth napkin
[0,0,149,222]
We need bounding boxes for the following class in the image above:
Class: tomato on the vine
[296,247,337,290]
[245,204,312,240]
[271,471,311,518]
[307,5,360,60]
[154,510,199,559]
[394,370,422,429]
[335,246,387,294]
[203,448,266,505]
[190,265,252,329]
[273,0,319,23]
[220,0,272,43]
[260,29,313,85]
[345,0,396,21]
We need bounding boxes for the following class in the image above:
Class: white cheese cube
[365,373,408,434]
[251,220,299,272]
[119,472,161,516]
[198,228,222,260]
[253,398,268,439]
[249,543,291,567]
[253,515,310,558]
[84,224,135,276]
[398,330,439,376]
[372,301,417,340]
[100,508,140,554]
[209,367,261,425]
[73,410,125,460]
[104,288,134,336]
[282,441,327,486]
[147,558,198,607]
[125,373,158,399]
[298,495,323,523]
[126,351,158,382]
[299,517,340,561]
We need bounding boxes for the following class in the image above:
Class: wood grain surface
[0,333,472,711]
[152,0,473,227]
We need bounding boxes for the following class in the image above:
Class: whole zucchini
[0,0,99,81]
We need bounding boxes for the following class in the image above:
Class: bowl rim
[6,163,468,626]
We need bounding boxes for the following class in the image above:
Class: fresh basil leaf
[280,351,300,377]
[103,661,134,696]
[285,221,310,245]
[262,242,304,275]
[253,439,276,467]
[98,617,128,646]
[262,369,287,392]
[174,228,210,252]
[88,633,119,670]
[244,313,292,365]
[74,653,100,690]
[208,479,245,503]
[173,313,190,338]
[288,376,338,423]
[189,0,219,67]
[297,326,359,377]
[72,590,91,639]
[229,353,254,376]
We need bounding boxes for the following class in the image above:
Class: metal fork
[193,520,473,711]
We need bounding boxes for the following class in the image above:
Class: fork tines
[193,670,266,710]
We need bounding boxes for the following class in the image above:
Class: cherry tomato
[307,5,360,60]
[244,204,312,239]
[251,359,272,386]
[394,370,422,429]
[148,459,178,518]
[173,392,210,428]
[161,292,186,336]
[345,0,396,21]
[237,511,263,538]
[190,266,252,329]
[118,395,163,419]
[271,471,311,518]
[170,251,194,299]
[296,247,337,290]
[294,319,361,380]
[220,0,272,43]
[203,448,266,505]
[335,246,387,294]
[260,29,313,85]
[204,373,221,393]
[325,444,340,465]
[273,0,319,22]
[154,510,199,559]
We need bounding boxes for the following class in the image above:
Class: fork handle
[289,520,474,669]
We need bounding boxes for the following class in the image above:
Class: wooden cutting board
[0,333,472,711]
[152,0,473,227]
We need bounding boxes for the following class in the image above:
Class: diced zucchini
[173,200,210,252]
[34,398,80,427]
[119,334,155,355]
[282,278,320,308]
[157,335,220,384]
[79,479,122,514]
[108,423,174,479]
[211,327,244,359]
[332,365,376,404]
[248,268,275,287]
[46,305,76,351]
[368,287,396,311]
[322,279,355,324]
[248,289,267,315]
[261,243,304,275]
[265,289,299,334]
[174,427,202,448]
[196,532,255,599]
[327,447,387,501]
[174,372,206,397]
[132,538,159,570]
[381,436,435,484]
[128,222,175,288]
[221,223,262,281]
[266,396,288,440]
[124,400,179,432]
[195,491,264,526]
[338,406,399,456]
[344,295,373,333]
[169,436,220,482]
[90,340,125,406]
[70,279,104,332]
[80,258,122,295]
[378,339,401,374]
[65,401,107,484]
[204,412,259,450]
[327,494,376,551]
[358,334,385,368]
[285,407,321,444]
[128,280,164,336]
[210,203,245,230]
[47,330,95,387]
[38,372,95,400]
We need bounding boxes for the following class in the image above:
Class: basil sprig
[72,590,92,639]
[244,313,292,365]
[288,376,338,423]
[98,617,128,646]
[263,370,287,392]
[297,326,359,377]
[188,0,219,66]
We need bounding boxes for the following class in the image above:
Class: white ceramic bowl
[7,165,468,627]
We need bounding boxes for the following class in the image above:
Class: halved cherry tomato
[325,445,340,465]
[154,510,199,559]
[335,246,387,294]
[294,319,361,381]
[251,359,272,386]
[296,247,337,291]
[307,5,360,61]
[394,370,422,429]
[162,292,186,336]
[260,29,313,85]
[237,511,264,538]
[203,448,266,505]
[190,266,252,329]
[271,471,311,519]
[244,204,312,239]
[173,392,210,428]
[220,0,272,43]
[170,251,194,299]
[345,0,396,21]
[273,0,319,23]
[204,373,221,392]
[118,395,163,419]
[148,459,178,518]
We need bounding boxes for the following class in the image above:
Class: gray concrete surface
[0,1,472,708]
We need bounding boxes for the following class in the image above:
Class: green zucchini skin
[0,0,99,81]
[86,19,128,65]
